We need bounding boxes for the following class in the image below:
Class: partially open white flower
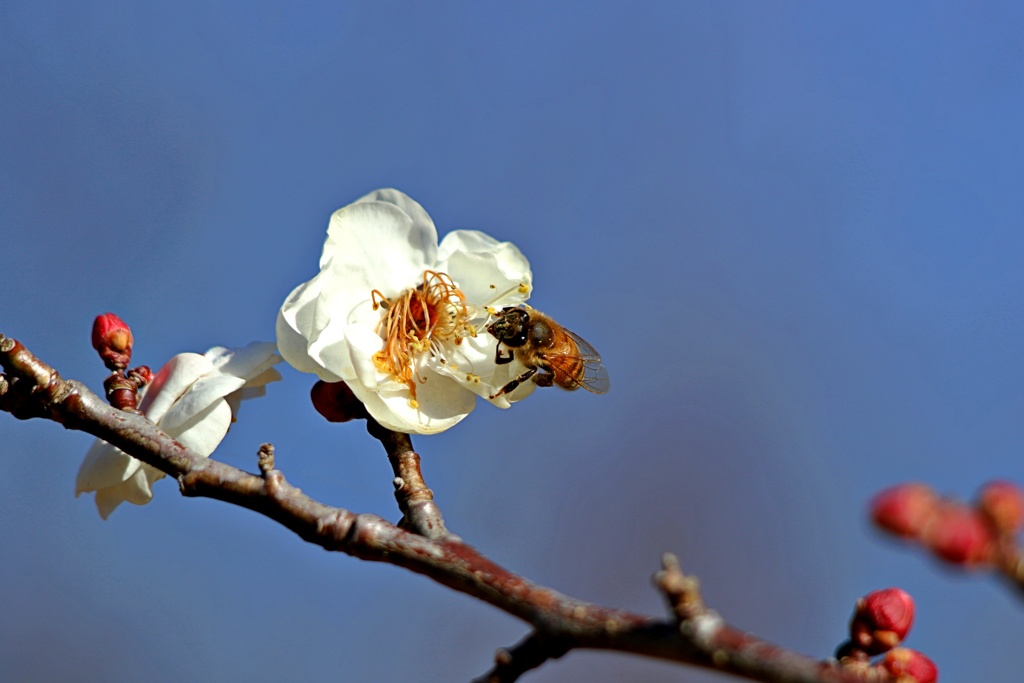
[76,342,282,519]
[276,188,534,434]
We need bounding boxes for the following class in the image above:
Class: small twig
[257,443,276,475]
[473,632,571,683]
[366,417,454,540]
[654,552,705,622]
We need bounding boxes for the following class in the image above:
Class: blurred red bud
[871,483,938,539]
[881,647,938,683]
[977,480,1024,533]
[923,504,994,567]
[91,313,134,370]
[849,588,915,655]
[311,380,367,423]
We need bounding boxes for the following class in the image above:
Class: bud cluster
[871,480,1024,569]
[91,313,153,412]
[836,588,937,682]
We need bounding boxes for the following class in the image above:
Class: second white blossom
[76,342,282,519]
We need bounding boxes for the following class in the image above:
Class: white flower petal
[246,366,284,390]
[354,188,437,243]
[205,341,280,378]
[225,365,285,414]
[160,374,246,431]
[149,344,281,432]
[304,319,355,382]
[438,230,533,307]
[142,463,165,490]
[344,320,387,391]
[348,370,475,434]
[427,333,537,407]
[165,399,233,458]
[277,278,334,376]
[138,353,213,424]
[324,200,435,297]
[94,467,155,519]
[76,441,142,494]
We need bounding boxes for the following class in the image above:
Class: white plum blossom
[276,188,535,434]
[76,342,282,519]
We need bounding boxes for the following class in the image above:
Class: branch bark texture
[0,333,888,683]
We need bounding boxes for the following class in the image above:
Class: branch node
[264,469,285,499]
[257,443,276,475]
[474,632,571,683]
[654,552,705,621]
[373,430,451,539]
[679,610,725,648]
[103,372,142,413]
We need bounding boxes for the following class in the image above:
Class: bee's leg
[489,367,537,399]
[494,345,514,365]
[532,371,555,388]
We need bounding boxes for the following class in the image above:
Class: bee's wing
[561,328,610,394]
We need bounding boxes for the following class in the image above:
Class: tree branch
[0,333,890,683]
[367,418,453,540]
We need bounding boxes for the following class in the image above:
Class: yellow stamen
[370,270,470,402]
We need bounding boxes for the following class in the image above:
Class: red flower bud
[871,483,938,539]
[311,380,367,423]
[91,313,134,370]
[922,503,994,567]
[977,480,1024,533]
[849,588,915,655]
[881,647,938,683]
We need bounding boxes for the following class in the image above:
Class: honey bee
[487,306,609,398]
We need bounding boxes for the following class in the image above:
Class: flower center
[371,270,472,405]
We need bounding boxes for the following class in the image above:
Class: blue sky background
[3,2,1024,681]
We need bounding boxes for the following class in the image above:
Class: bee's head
[487,306,530,347]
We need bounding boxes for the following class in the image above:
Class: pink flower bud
[871,483,938,539]
[91,313,134,370]
[977,480,1024,533]
[849,588,915,655]
[881,647,938,683]
[923,504,993,567]
[311,380,367,423]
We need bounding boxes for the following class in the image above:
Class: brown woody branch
[0,333,888,683]
[367,418,453,540]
